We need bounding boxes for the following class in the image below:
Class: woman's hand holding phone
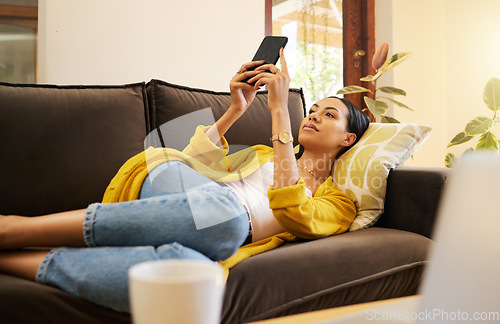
[208,39,288,146]
[233,48,290,113]
[229,36,289,114]
[206,61,265,146]
[229,60,265,114]
[250,48,290,114]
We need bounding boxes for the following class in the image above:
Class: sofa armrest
[374,166,449,238]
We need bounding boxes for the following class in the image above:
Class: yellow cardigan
[102,126,356,272]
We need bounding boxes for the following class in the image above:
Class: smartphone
[244,36,288,86]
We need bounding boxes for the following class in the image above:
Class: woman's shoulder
[316,177,348,197]
[313,178,356,219]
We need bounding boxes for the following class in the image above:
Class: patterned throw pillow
[333,123,433,231]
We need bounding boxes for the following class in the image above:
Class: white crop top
[220,162,313,242]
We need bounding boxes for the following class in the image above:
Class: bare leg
[0,250,48,281]
[0,209,87,249]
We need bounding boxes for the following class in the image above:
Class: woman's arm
[268,181,357,239]
[249,49,300,189]
[205,60,265,145]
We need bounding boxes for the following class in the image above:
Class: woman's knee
[178,185,250,261]
[200,211,249,261]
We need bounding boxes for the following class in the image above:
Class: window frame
[0,4,38,83]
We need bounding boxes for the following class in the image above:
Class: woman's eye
[326,112,335,118]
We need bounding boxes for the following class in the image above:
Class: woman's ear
[342,133,356,147]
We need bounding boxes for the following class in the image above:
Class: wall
[38,0,265,91]
[443,0,500,161]
[39,1,500,167]
[375,0,500,167]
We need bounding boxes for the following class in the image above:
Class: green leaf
[379,52,412,74]
[476,131,499,150]
[483,77,500,112]
[378,96,414,111]
[464,116,495,135]
[336,85,373,95]
[447,131,474,148]
[364,97,389,116]
[380,115,400,123]
[365,53,411,83]
[360,75,375,82]
[444,152,457,168]
[378,86,407,96]
[361,69,384,83]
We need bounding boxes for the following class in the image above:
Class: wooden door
[342,0,375,110]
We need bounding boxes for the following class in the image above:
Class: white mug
[128,259,225,324]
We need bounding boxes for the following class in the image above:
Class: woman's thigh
[85,162,249,260]
[139,161,215,199]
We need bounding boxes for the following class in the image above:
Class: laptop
[319,152,500,323]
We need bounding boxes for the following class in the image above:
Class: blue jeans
[35,161,249,312]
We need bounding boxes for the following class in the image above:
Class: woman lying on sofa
[0,49,370,312]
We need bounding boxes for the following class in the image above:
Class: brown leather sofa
[0,80,447,324]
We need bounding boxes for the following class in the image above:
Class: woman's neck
[297,150,336,181]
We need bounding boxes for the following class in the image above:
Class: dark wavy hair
[295,96,370,160]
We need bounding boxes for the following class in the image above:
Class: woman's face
[298,98,356,154]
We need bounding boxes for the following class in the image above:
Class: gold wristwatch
[270,131,293,144]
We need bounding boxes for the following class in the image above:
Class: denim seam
[83,203,100,247]
[35,249,58,284]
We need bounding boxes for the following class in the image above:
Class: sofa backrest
[0,80,306,216]
[0,82,150,216]
[146,79,306,149]
[375,166,449,238]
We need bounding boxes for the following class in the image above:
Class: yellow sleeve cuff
[267,177,308,209]
[181,125,229,164]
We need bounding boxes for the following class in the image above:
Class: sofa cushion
[222,227,431,323]
[146,79,306,150]
[0,82,149,216]
[0,273,131,324]
[0,228,430,324]
[333,123,432,231]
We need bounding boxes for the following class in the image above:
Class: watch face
[279,131,291,143]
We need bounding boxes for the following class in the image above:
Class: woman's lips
[303,123,318,132]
